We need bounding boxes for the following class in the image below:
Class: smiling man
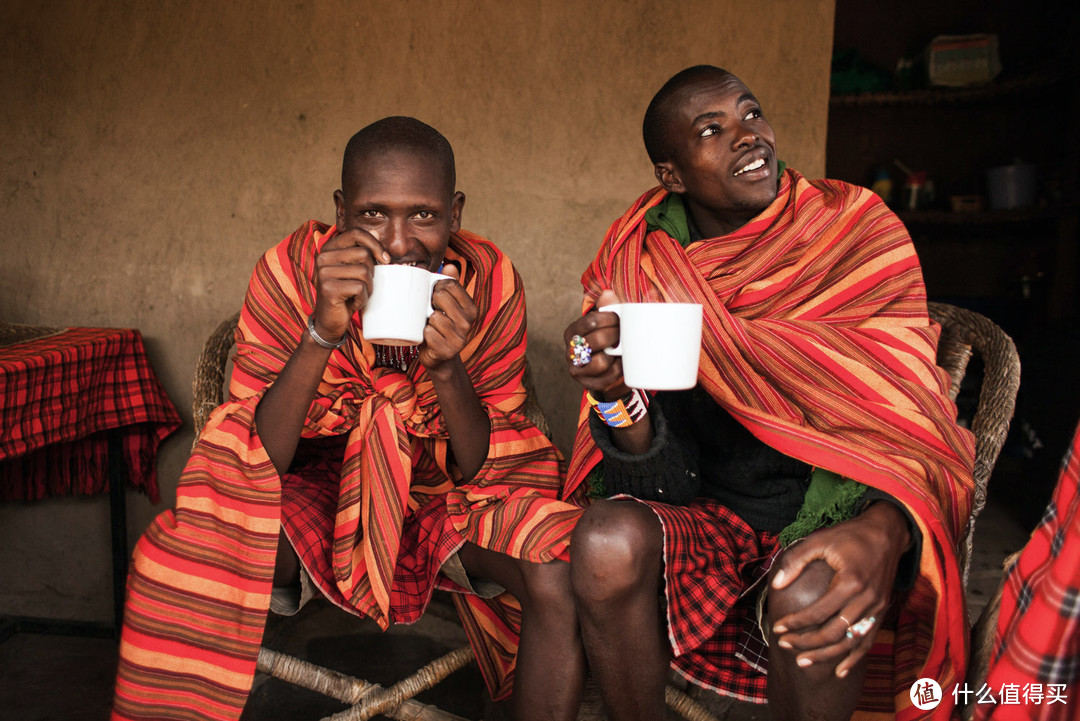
[112,117,586,721]
[562,66,975,720]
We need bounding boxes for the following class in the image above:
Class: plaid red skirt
[975,421,1080,720]
[279,436,469,623]
[636,497,781,703]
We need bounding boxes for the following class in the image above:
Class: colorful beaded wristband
[587,389,650,428]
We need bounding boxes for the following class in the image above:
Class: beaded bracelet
[587,388,650,428]
[307,314,348,350]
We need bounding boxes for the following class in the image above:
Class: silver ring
[845,616,876,640]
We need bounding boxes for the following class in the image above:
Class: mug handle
[598,303,624,356]
[426,273,453,317]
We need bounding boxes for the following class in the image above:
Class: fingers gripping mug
[362,264,452,346]
[601,302,703,390]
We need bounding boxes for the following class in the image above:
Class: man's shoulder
[257,220,333,262]
[795,171,875,203]
[284,220,333,249]
[791,172,896,221]
[449,228,514,268]
[452,228,497,250]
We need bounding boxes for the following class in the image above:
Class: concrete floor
[0,496,1033,721]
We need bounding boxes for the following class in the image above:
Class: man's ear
[333,189,346,228]
[654,162,685,194]
[449,191,465,234]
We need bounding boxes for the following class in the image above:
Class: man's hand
[256,226,388,478]
[416,263,488,480]
[312,227,390,343]
[770,501,911,678]
[564,289,631,400]
[564,289,657,455]
[419,264,478,375]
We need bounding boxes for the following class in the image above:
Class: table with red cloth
[0,326,181,635]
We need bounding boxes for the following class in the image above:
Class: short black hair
[341,116,456,194]
[642,65,732,164]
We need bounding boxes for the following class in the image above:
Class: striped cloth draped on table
[565,169,976,720]
[112,221,584,720]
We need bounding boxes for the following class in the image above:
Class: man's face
[334,148,464,272]
[655,73,779,234]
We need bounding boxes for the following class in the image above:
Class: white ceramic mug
[601,302,703,390]
[362,264,452,346]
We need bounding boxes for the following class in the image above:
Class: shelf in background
[897,204,1075,226]
[830,72,1059,107]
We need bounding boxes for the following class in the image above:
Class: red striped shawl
[566,170,976,719]
[113,221,581,719]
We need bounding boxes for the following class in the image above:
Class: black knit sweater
[588,386,921,587]
[589,387,810,532]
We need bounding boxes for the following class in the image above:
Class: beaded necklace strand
[373,343,419,371]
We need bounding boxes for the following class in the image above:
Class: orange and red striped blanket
[566,169,976,720]
[113,221,583,720]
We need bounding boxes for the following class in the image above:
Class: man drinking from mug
[562,66,975,720]
[113,117,586,721]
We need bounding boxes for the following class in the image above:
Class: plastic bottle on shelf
[870,168,893,205]
[903,170,927,210]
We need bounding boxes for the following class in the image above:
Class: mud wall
[0,0,834,621]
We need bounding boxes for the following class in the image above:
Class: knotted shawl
[113,221,581,720]
[566,169,976,720]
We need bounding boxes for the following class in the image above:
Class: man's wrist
[425,354,466,384]
[307,314,347,349]
[861,500,913,552]
[588,388,650,428]
[596,382,632,402]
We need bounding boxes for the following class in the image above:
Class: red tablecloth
[0,327,181,503]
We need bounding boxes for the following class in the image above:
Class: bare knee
[767,558,834,626]
[518,560,574,616]
[766,559,869,720]
[570,500,663,605]
[455,541,574,619]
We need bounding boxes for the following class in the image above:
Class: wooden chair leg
[257,645,476,721]
[665,683,726,721]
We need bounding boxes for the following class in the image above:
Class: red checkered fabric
[974,421,1080,720]
[0,327,181,502]
[279,435,467,623]
[638,497,779,703]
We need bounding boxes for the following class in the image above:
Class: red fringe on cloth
[0,426,167,502]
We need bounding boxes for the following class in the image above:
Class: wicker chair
[190,301,1021,721]
[677,301,1021,720]
[926,302,1022,587]
[924,302,1022,720]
